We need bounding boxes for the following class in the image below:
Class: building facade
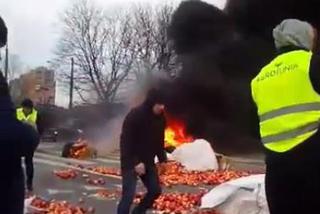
[10,67,56,105]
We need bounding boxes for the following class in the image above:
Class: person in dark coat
[117,89,167,214]
[0,72,38,214]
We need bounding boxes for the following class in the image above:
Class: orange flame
[164,114,194,148]
[70,138,92,159]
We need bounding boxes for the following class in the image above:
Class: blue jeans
[117,166,162,214]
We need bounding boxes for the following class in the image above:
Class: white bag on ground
[154,152,173,163]
[200,174,269,214]
[171,139,218,171]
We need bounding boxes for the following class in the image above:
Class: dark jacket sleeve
[249,103,261,139]
[120,111,140,169]
[309,54,320,94]
[20,123,39,157]
[36,113,44,136]
[156,147,168,163]
[156,116,168,163]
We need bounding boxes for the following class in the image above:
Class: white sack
[201,174,269,214]
[170,139,218,171]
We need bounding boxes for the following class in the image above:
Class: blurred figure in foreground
[0,72,38,213]
[251,19,320,214]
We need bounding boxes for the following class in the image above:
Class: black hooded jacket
[120,94,167,170]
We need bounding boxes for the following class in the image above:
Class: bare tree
[8,54,23,81]
[129,3,178,81]
[54,0,135,103]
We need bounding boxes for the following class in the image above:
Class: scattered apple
[53,169,78,180]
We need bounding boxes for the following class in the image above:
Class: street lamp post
[69,58,74,109]
[4,43,8,81]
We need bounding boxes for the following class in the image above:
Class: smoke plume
[163,0,320,154]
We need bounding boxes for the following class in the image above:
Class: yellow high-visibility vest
[16,107,38,130]
[251,50,320,152]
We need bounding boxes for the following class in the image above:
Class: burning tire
[61,139,97,159]
[62,142,74,158]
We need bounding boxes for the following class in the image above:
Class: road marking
[83,185,106,191]
[34,157,122,180]
[102,155,120,160]
[35,152,96,165]
[95,158,120,164]
[47,189,74,195]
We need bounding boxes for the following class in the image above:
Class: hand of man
[135,162,146,176]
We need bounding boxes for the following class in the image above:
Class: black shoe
[131,207,146,214]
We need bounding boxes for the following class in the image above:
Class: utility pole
[4,43,8,81]
[69,57,74,109]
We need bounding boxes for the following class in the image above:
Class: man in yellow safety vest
[17,99,42,192]
[251,19,320,214]
[17,99,38,130]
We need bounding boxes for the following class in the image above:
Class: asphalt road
[32,151,122,213]
[30,142,265,214]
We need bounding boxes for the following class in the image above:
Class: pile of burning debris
[62,138,97,159]
[60,113,191,160]
[164,113,194,151]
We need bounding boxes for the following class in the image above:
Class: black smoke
[0,16,7,48]
[162,0,320,154]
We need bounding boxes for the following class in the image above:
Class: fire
[69,138,97,159]
[164,114,194,148]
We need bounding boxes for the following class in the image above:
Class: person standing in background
[17,98,43,192]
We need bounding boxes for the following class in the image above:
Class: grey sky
[0,0,226,106]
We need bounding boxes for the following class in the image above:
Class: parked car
[41,128,59,142]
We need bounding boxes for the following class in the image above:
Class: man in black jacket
[0,72,38,214]
[117,89,167,214]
